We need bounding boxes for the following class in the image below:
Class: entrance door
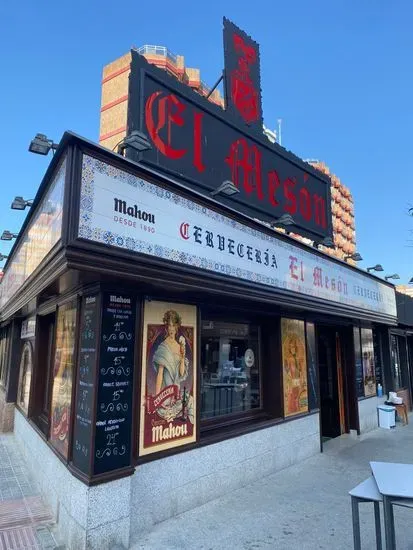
[318,326,347,440]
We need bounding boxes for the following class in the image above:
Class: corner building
[0,45,399,549]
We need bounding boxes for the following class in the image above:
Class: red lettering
[313,194,327,228]
[145,92,187,159]
[299,187,311,221]
[193,112,205,172]
[225,138,263,200]
[283,178,297,214]
[289,256,298,280]
[267,170,281,207]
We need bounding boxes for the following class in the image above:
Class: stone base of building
[14,409,131,550]
[0,387,14,433]
[358,396,386,434]
[14,409,320,549]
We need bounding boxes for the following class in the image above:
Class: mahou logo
[179,222,190,240]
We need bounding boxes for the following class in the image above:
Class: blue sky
[1,1,412,283]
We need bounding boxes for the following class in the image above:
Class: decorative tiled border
[79,155,290,289]
[78,155,395,316]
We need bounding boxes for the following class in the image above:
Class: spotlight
[1,230,18,241]
[28,133,58,156]
[344,252,363,262]
[11,196,33,210]
[367,264,384,273]
[210,180,240,197]
[384,274,400,281]
[270,214,295,228]
[117,130,152,155]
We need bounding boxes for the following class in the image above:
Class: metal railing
[136,45,177,64]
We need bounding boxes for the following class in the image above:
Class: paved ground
[131,418,413,550]
[0,434,60,550]
[2,418,413,549]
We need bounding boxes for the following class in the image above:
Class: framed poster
[17,341,33,414]
[50,301,77,458]
[139,300,197,456]
[281,318,308,417]
[361,328,376,397]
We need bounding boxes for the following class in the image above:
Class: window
[306,323,319,411]
[50,301,77,458]
[31,313,55,436]
[17,342,33,414]
[361,328,376,397]
[0,326,10,388]
[200,320,260,420]
[281,318,308,417]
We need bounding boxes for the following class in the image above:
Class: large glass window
[50,301,77,458]
[0,326,10,388]
[361,328,376,397]
[17,342,33,414]
[200,321,260,419]
[306,323,318,411]
[281,318,308,417]
[390,334,404,391]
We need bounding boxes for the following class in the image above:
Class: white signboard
[78,156,397,319]
[21,317,36,339]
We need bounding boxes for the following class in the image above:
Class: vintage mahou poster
[139,301,197,456]
[361,328,376,397]
[281,318,308,417]
[50,302,77,458]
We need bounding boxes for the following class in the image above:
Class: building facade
[0,39,407,550]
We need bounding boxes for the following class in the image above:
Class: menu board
[306,323,319,410]
[353,327,364,398]
[72,295,99,475]
[94,293,135,475]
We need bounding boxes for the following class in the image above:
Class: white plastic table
[370,461,413,550]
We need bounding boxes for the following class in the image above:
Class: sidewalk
[2,420,413,549]
[0,434,60,550]
[131,420,413,550]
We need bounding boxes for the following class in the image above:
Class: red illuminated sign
[127,49,332,242]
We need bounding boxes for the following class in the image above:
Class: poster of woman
[139,300,197,456]
[281,318,308,417]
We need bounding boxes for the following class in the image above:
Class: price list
[94,293,136,475]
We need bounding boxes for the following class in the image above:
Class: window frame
[31,311,56,437]
[199,308,266,435]
[0,325,11,390]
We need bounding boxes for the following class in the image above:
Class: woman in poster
[283,333,307,415]
[153,309,193,423]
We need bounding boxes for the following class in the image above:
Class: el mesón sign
[126,19,332,242]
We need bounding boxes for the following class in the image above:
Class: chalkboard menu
[72,295,99,474]
[94,293,136,475]
[306,323,319,410]
[353,327,364,398]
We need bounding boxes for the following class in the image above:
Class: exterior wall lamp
[270,213,295,228]
[344,252,363,262]
[11,196,34,210]
[117,130,152,156]
[316,236,335,249]
[385,274,400,281]
[367,264,384,273]
[1,231,18,241]
[29,133,59,156]
[210,180,240,197]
